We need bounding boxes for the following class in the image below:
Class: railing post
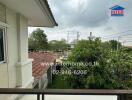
[118,95,121,100]
[37,94,40,100]
[118,94,127,100]
[42,94,44,100]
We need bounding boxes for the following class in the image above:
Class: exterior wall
[0,5,33,89]
[6,8,18,88]
[16,59,33,88]
[39,73,48,89]
[16,14,33,88]
[18,14,28,62]
[0,7,17,88]
[37,67,52,89]
[47,66,52,85]
[0,63,8,88]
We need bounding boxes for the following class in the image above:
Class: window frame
[0,26,6,64]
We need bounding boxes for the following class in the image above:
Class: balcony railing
[0,89,132,100]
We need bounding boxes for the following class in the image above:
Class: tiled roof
[29,52,57,80]
[124,46,132,48]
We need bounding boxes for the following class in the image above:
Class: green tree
[28,28,48,51]
[108,40,121,50]
[50,38,132,89]
[68,38,110,63]
[49,39,68,52]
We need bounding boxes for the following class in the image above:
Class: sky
[29,0,132,45]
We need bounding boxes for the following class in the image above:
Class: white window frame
[0,26,6,64]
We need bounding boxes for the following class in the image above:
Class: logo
[110,5,125,16]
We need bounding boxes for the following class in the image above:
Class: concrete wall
[0,63,8,88]
[6,8,18,88]
[40,73,48,89]
[0,5,33,89]
[16,14,33,88]
[18,14,28,62]
[0,7,18,88]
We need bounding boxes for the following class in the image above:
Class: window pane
[0,29,4,62]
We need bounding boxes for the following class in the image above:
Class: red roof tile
[125,46,132,48]
[29,52,57,80]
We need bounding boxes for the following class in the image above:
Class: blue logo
[110,5,125,16]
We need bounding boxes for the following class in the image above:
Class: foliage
[49,39,68,52]
[108,40,121,50]
[50,38,132,89]
[28,28,48,51]
[68,38,111,63]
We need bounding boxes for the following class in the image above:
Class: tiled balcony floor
[21,95,117,100]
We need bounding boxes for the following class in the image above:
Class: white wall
[6,8,18,88]
[16,14,33,88]
[0,7,18,88]
[18,14,28,62]
[0,63,8,88]
[0,6,33,88]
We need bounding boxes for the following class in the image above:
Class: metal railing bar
[45,89,132,95]
[42,94,44,100]
[0,89,132,95]
[37,94,40,100]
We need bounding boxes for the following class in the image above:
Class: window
[0,28,5,62]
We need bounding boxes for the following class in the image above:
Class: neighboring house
[29,52,57,89]
[0,0,57,99]
[70,42,76,49]
[125,46,132,48]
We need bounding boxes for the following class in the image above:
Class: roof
[0,0,58,27]
[110,5,125,10]
[29,52,58,80]
[125,46,132,48]
[43,0,58,26]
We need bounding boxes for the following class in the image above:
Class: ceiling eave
[0,0,58,27]
[35,0,58,27]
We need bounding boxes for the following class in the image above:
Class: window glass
[0,28,4,62]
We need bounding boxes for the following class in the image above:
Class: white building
[0,0,57,99]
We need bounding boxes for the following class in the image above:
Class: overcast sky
[29,0,132,45]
